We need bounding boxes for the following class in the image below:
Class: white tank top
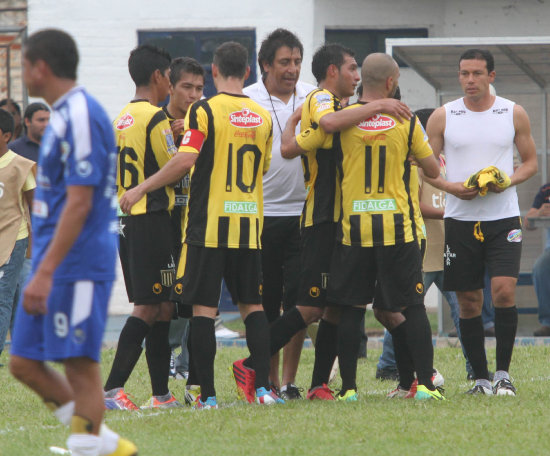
[443,96,518,221]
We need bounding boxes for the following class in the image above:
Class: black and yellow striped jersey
[115,100,176,215]
[296,88,342,228]
[335,103,433,247]
[179,92,273,249]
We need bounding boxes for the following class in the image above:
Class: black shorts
[119,211,176,304]
[328,241,424,311]
[261,216,301,322]
[297,222,337,308]
[443,217,522,291]
[172,243,262,308]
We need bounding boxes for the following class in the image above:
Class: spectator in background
[524,183,550,337]
[0,98,23,141]
[9,102,50,162]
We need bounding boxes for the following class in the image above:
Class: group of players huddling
[8,25,536,455]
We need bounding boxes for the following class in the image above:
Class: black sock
[244,311,271,389]
[494,306,518,372]
[390,320,415,390]
[105,316,150,391]
[186,320,199,386]
[403,305,434,389]
[311,319,338,389]
[191,316,216,399]
[337,307,365,392]
[145,321,171,396]
[459,315,489,380]
[243,307,306,369]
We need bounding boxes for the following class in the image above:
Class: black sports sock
[337,307,365,392]
[310,319,338,389]
[186,320,199,386]
[494,306,518,372]
[403,305,434,389]
[459,315,489,380]
[191,316,216,399]
[243,307,306,369]
[104,316,150,391]
[244,311,271,389]
[145,321,171,396]
[389,320,415,390]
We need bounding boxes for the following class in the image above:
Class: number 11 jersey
[179,92,272,249]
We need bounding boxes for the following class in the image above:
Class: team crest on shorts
[321,273,330,289]
[152,283,163,294]
[415,283,424,294]
[507,229,522,243]
[174,283,183,295]
[309,287,321,298]
[160,268,175,287]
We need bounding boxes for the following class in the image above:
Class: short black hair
[24,102,50,121]
[128,44,172,87]
[213,42,248,79]
[25,29,79,80]
[312,43,355,84]
[169,57,205,86]
[459,49,495,73]
[0,98,21,115]
[258,28,303,75]
[0,108,15,136]
[414,108,435,129]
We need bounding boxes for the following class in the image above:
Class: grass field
[1,343,550,456]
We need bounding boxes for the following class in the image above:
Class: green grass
[1,345,549,455]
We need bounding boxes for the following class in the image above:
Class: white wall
[28,0,316,119]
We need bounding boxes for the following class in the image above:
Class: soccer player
[426,49,537,395]
[232,44,410,402]
[119,41,278,408]
[243,28,315,399]
[9,29,136,455]
[103,44,181,410]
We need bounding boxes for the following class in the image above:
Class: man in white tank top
[426,49,537,396]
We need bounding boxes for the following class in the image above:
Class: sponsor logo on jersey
[493,108,508,115]
[315,93,331,103]
[33,199,49,218]
[357,114,396,132]
[175,194,188,206]
[316,102,332,113]
[164,129,177,154]
[229,108,263,128]
[450,109,466,116]
[76,160,93,178]
[507,229,522,242]
[362,134,387,141]
[352,199,397,212]
[224,201,258,214]
[116,113,134,130]
[234,130,256,140]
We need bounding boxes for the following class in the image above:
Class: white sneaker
[215,326,240,339]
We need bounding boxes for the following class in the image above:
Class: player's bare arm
[280,105,305,159]
[507,104,537,187]
[417,154,440,179]
[23,185,93,315]
[119,151,197,214]
[319,98,411,133]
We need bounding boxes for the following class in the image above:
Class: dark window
[325,28,428,67]
[138,29,256,98]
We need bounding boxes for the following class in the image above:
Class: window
[325,28,428,67]
[138,29,256,97]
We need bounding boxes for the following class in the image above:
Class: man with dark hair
[9,28,136,456]
[427,48,537,396]
[0,98,23,141]
[10,102,50,162]
[119,41,278,409]
[103,43,182,410]
[243,28,315,399]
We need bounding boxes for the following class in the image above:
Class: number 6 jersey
[114,100,176,215]
[179,92,272,249]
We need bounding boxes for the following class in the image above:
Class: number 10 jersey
[179,92,273,249]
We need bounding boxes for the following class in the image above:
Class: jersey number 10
[225,143,262,193]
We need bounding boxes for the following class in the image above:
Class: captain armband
[179,129,205,153]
